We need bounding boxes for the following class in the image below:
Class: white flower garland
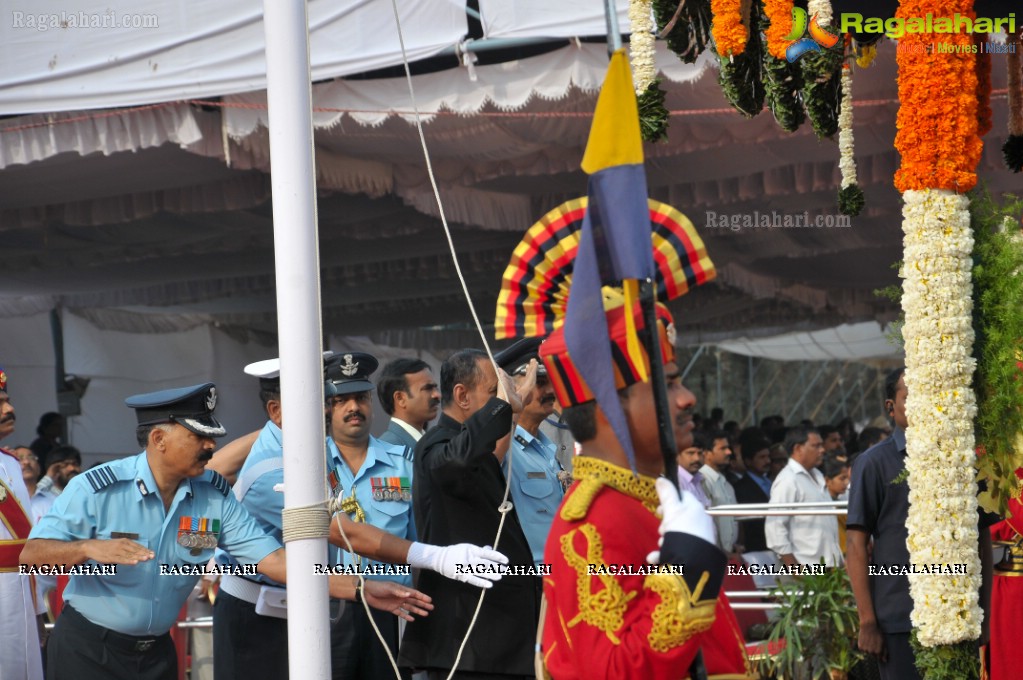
[838,67,856,189]
[628,0,656,95]
[807,0,833,26]
[901,188,983,645]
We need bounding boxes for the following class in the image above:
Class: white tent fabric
[478,0,629,39]
[223,43,712,130]
[715,322,903,362]
[0,309,447,459]
[0,0,467,115]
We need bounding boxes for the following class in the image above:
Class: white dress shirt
[393,417,423,442]
[700,464,739,553]
[765,457,843,567]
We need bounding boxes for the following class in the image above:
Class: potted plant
[754,566,864,680]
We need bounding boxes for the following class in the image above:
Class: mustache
[429,398,441,408]
[198,451,214,462]
[674,409,694,428]
[343,413,366,423]
[0,413,15,424]
[540,395,557,405]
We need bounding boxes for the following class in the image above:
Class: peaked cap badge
[340,354,359,377]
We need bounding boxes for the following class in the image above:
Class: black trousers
[330,598,410,680]
[878,632,922,680]
[212,589,289,680]
[46,605,176,680]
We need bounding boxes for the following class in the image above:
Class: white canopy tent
[0,3,1017,454]
[716,322,903,363]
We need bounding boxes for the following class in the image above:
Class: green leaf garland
[653,0,713,64]
[638,79,670,142]
[799,41,844,139]
[971,189,1023,517]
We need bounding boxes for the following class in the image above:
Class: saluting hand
[87,538,155,565]
[497,359,537,413]
[363,581,434,622]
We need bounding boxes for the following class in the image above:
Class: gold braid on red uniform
[558,457,719,649]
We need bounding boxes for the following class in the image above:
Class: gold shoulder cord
[561,457,659,521]
[339,487,366,523]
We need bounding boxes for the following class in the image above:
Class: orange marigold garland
[893,0,982,193]
[710,0,748,57]
[975,33,992,138]
[762,0,793,61]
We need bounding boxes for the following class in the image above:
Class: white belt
[219,574,264,605]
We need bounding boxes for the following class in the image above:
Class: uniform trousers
[212,589,288,680]
[330,597,410,680]
[46,605,176,680]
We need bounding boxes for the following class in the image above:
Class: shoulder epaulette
[514,434,529,448]
[84,466,119,493]
[205,470,231,497]
[401,446,414,462]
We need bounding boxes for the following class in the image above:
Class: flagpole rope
[380,3,518,680]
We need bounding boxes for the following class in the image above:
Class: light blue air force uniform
[30,452,280,636]
[214,420,285,585]
[326,435,415,585]
[503,426,564,566]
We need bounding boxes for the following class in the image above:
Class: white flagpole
[260,0,330,677]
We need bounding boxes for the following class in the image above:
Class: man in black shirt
[847,367,994,679]
[399,349,539,679]
[846,370,915,679]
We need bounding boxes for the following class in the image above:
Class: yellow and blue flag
[563,49,655,472]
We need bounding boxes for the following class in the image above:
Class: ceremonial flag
[563,49,656,472]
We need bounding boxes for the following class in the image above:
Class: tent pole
[681,345,706,381]
[785,361,829,424]
[715,349,722,414]
[808,361,850,423]
[261,0,330,677]
[747,355,756,428]
[744,365,783,428]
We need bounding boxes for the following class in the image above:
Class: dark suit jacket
[732,474,770,552]
[399,399,539,676]
[378,418,418,450]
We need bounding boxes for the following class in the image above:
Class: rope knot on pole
[282,503,332,543]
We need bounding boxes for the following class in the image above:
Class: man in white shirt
[700,430,742,557]
[765,426,842,567]
[377,358,441,449]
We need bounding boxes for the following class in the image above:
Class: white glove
[646,477,716,564]
[406,542,509,589]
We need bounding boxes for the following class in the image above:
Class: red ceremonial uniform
[541,456,753,680]
[988,469,1023,680]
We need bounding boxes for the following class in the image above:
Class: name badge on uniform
[177,516,220,555]
[526,472,546,479]
[370,477,411,502]
[111,532,140,540]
